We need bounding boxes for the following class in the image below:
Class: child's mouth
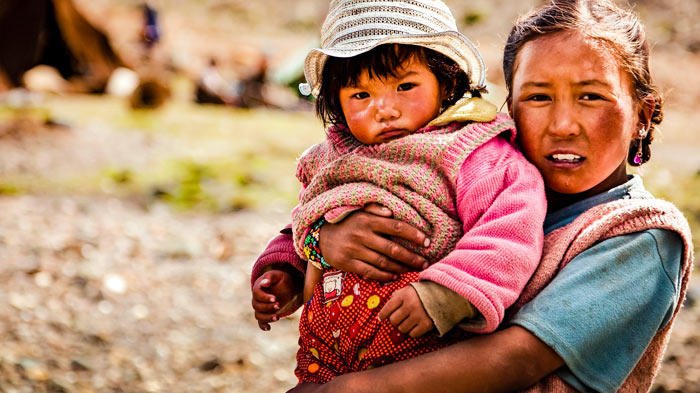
[379,129,406,139]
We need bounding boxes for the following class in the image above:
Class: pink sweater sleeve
[250,225,306,287]
[419,137,546,334]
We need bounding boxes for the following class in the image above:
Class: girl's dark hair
[503,0,663,166]
[316,44,473,127]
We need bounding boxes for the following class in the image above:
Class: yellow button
[341,295,354,307]
[367,295,381,309]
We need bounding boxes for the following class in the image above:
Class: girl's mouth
[547,153,586,164]
[547,153,585,165]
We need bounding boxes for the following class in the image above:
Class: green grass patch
[1,93,323,212]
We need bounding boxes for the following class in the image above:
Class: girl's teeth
[552,154,582,162]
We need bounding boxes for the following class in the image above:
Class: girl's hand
[378,286,434,338]
[251,268,302,330]
[319,203,430,281]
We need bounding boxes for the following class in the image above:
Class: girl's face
[510,31,647,197]
[339,56,444,145]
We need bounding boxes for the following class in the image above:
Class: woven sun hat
[301,0,486,97]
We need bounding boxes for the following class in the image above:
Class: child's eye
[352,92,370,99]
[397,83,416,91]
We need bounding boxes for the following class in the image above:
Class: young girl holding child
[254,0,694,392]
[253,0,547,386]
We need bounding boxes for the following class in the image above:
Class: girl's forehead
[353,56,431,84]
[514,31,627,87]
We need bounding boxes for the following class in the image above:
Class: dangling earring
[634,127,648,165]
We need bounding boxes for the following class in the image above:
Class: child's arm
[251,227,306,329]
[252,267,304,330]
[377,286,434,338]
[416,140,547,334]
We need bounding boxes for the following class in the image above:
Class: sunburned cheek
[345,109,369,124]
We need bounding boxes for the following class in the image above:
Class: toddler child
[268,0,547,385]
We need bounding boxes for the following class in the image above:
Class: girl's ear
[506,94,514,118]
[638,95,655,132]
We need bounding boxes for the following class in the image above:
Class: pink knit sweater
[292,114,546,333]
[511,199,694,392]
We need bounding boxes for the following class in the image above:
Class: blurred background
[0,0,698,392]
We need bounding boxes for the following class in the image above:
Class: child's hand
[378,286,434,338]
[252,269,300,331]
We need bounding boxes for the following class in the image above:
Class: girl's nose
[547,102,581,137]
[374,96,400,122]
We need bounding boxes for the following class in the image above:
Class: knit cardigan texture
[293,113,515,263]
[292,113,546,333]
[511,198,694,393]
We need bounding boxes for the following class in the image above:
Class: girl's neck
[545,164,629,214]
[545,189,590,214]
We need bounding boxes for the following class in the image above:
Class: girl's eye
[397,83,416,91]
[526,94,550,102]
[581,93,604,101]
[352,92,370,99]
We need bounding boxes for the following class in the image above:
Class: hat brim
[304,31,485,97]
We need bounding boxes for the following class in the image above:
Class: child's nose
[374,97,400,122]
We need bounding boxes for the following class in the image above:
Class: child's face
[339,56,444,145]
[510,31,641,196]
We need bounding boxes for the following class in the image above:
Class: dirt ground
[2,0,700,392]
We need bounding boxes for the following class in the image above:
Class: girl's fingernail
[264,325,270,331]
[261,279,269,285]
[423,238,431,247]
[269,296,276,303]
[274,304,280,310]
[272,315,279,321]
[422,262,429,270]
[381,207,391,213]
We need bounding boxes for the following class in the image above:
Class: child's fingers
[378,296,402,321]
[255,310,279,325]
[408,319,433,338]
[397,316,419,335]
[258,321,271,331]
[252,289,276,304]
[252,297,280,313]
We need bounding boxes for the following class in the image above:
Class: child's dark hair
[316,44,473,127]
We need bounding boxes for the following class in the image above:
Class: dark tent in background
[0,0,125,93]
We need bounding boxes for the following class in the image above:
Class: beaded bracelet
[303,217,331,270]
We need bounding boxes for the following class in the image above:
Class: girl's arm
[318,203,430,280]
[292,325,563,393]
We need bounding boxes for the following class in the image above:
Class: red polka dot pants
[295,269,456,384]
